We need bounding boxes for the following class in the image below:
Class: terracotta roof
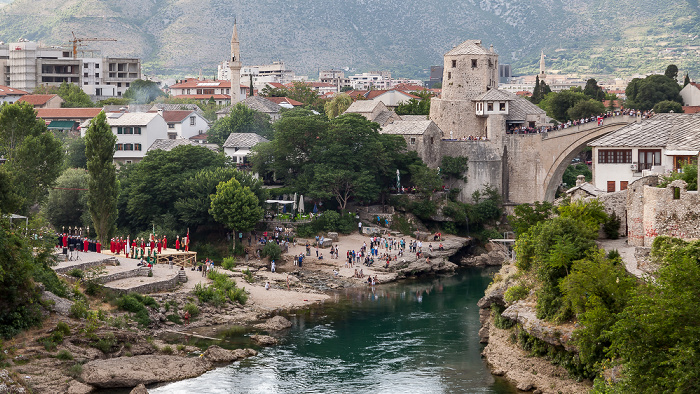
[189,133,208,141]
[0,86,28,97]
[170,78,231,89]
[393,83,427,91]
[682,106,700,114]
[162,110,194,123]
[264,97,304,106]
[174,94,230,100]
[346,90,368,98]
[223,133,269,148]
[36,108,102,119]
[18,94,58,105]
[266,83,285,89]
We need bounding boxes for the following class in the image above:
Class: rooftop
[106,112,159,126]
[36,107,103,119]
[445,40,494,56]
[380,120,435,135]
[148,138,219,152]
[223,133,270,149]
[589,113,700,150]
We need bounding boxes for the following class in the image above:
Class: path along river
[152,268,517,393]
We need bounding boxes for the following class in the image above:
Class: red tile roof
[171,78,231,89]
[264,97,304,106]
[162,110,194,123]
[393,83,427,91]
[266,82,286,89]
[682,106,700,114]
[189,133,208,141]
[0,85,28,97]
[18,94,59,105]
[174,94,231,100]
[36,108,102,119]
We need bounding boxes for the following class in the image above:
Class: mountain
[0,0,698,80]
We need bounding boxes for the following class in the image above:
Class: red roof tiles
[35,108,102,119]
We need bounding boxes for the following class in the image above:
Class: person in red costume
[162,235,167,250]
[150,239,155,254]
[63,233,68,248]
[83,238,88,252]
[157,239,162,254]
[96,241,101,253]
[175,235,180,251]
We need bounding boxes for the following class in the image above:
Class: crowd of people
[507,108,654,135]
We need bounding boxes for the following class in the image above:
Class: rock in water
[130,383,149,394]
[254,315,292,331]
[81,355,212,388]
[250,334,278,346]
[202,346,258,363]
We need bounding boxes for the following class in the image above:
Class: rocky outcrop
[202,346,257,363]
[81,355,212,388]
[395,257,458,277]
[130,384,148,394]
[501,302,576,352]
[41,291,74,316]
[461,250,506,267]
[250,335,278,346]
[254,316,292,331]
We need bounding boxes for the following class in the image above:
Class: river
[151,268,517,393]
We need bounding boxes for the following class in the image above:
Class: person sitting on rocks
[265,281,270,290]
[439,243,444,251]
[319,253,324,260]
[429,244,433,252]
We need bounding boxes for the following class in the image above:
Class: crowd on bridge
[507,108,654,135]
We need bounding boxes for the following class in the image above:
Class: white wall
[592,146,672,192]
[680,84,700,106]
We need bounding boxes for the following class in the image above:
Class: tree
[209,178,263,239]
[530,75,551,104]
[259,85,288,97]
[562,163,592,187]
[440,156,468,189]
[207,103,273,146]
[123,79,166,104]
[0,103,63,213]
[324,93,353,119]
[653,100,683,113]
[0,167,21,214]
[625,74,683,110]
[43,168,90,230]
[64,136,87,168]
[507,201,554,237]
[583,78,605,101]
[56,82,94,107]
[538,89,589,122]
[395,91,432,115]
[664,64,679,81]
[683,73,691,87]
[567,99,605,120]
[85,111,118,245]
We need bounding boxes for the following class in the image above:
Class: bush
[67,269,84,279]
[222,257,236,270]
[56,349,73,360]
[115,293,158,328]
[603,212,621,239]
[183,302,200,317]
[166,314,183,324]
[56,322,71,336]
[491,304,515,329]
[147,270,153,277]
[162,345,173,354]
[43,339,57,351]
[242,269,254,283]
[69,300,89,319]
[504,284,530,303]
[91,332,116,353]
[68,363,83,379]
[261,242,282,262]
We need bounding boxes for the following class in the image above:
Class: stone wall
[54,257,120,274]
[440,136,503,203]
[641,180,700,246]
[97,267,149,284]
[625,175,659,246]
[596,190,628,236]
[105,274,182,295]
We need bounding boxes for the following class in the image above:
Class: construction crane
[70,32,117,58]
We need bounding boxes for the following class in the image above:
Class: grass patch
[90,332,117,354]
[166,314,183,324]
[115,293,159,328]
[194,271,247,306]
[67,268,84,279]
[56,349,73,360]
[68,363,83,379]
[161,345,173,354]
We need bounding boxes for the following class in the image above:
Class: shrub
[166,314,183,324]
[56,321,71,336]
[183,303,200,317]
[68,363,83,379]
[67,269,84,279]
[69,300,89,319]
[147,270,153,277]
[43,339,57,351]
[491,304,515,329]
[176,344,185,352]
[162,345,173,354]
[222,257,236,270]
[504,284,529,303]
[261,242,282,262]
[228,287,248,305]
[91,332,116,353]
[115,293,157,328]
[56,349,73,360]
[603,212,621,239]
[242,269,254,283]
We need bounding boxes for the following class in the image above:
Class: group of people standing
[109,233,190,259]
[56,233,101,253]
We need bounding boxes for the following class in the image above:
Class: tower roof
[445,40,493,56]
[231,20,238,42]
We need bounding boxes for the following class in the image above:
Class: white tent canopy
[265,200,295,204]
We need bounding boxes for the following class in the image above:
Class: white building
[0,85,28,104]
[168,78,248,106]
[589,113,700,192]
[349,71,393,90]
[223,133,269,168]
[161,110,209,140]
[680,82,700,106]
[102,112,168,165]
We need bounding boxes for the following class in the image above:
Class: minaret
[539,50,546,76]
[229,20,242,103]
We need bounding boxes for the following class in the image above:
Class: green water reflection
[152,268,517,393]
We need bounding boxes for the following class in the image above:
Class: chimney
[576,174,585,187]
[157,108,164,117]
[119,107,126,113]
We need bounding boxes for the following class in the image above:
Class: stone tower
[539,50,546,76]
[229,21,242,103]
[429,40,499,139]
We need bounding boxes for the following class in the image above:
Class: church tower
[229,20,242,103]
[539,50,546,76]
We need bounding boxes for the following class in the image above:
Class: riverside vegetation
[496,199,700,392]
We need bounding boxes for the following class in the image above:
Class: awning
[265,200,295,204]
[664,150,699,156]
[47,120,76,130]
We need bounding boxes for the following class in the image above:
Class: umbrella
[299,195,305,213]
[313,203,318,214]
[396,169,400,191]
[293,192,298,211]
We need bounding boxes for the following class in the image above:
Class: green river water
[150,268,517,393]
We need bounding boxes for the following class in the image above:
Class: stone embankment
[477,264,590,394]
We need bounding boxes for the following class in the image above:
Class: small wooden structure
[156,250,197,267]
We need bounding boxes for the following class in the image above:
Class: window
[607,181,616,192]
[430,137,434,144]
[117,83,122,87]
[499,102,506,111]
[123,127,133,135]
[134,127,141,135]
[117,127,123,134]
[447,72,451,80]
[598,149,632,164]
[190,116,196,126]
[84,72,88,77]
[487,103,493,111]
[95,64,99,69]
[488,59,493,68]
[168,124,175,129]
[471,59,477,68]
[135,143,142,151]
[125,160,132,164]
[620,181,628,191]
[451,60,457,68]
[638,149,661,170]
[95,73,99,78]
[116,143,123,150]
[410,137,416,145]
[84,82,88,85]
[123,143,133,151]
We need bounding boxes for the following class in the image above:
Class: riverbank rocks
[41,291,74,316]
[254,316,292,331]
[461,250,506,267]
[250,335,278,346]
[202,346,257,363]
[81,355,212,388]
[67,380,93,394]
[501,302,576,352]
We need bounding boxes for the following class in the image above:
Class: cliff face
[0,0,697,77]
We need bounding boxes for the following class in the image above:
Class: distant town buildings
[0,40,140,100]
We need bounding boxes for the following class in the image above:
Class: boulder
[202,346,257,363]
[41,291,74,316]
[130,384,148,394]
[67,380,94,394]
[250,335,278,346]
[326,232,339,242]
[254,315,292,331]
[81,355,212,388]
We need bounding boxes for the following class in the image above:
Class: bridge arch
[541,118,636,201]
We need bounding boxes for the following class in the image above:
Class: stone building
[380,119,443,168]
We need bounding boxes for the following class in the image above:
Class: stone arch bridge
[439,115,637,204]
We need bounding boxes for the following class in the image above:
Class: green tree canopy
[567,99,605,120]
[43,168,90,230]
[37,82,95,107]
[64,135,87,168]
[207,102,274,145]
[209,178,264,233]
[395,91,432,116]
[85,111,118,244]
[664,64,679,81]
[530,75,551,104]
[562,163,592,187]
[583,78,605,101]
[440,155,469,189]
[652,100,683,113]
[123,79,166,104]
[538,89,589,122]
[683,73,691,87]
[625,74,683,111]
[324,93,353,119]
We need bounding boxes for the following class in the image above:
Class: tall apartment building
[349,71,393,90]
[319,69,351,89]
[0,40,140,100]
[218,60,296,91]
